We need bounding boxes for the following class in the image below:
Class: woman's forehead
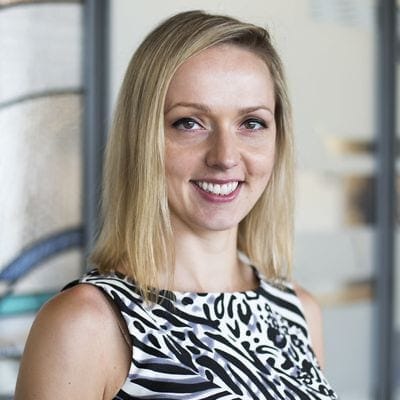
[165,44,275,112]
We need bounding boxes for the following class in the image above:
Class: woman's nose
[205,127,240,170]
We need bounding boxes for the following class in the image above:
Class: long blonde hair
[90,10,294,298]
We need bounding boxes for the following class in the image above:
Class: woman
[15,10,338,399]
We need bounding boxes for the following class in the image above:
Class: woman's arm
[293,284,325,369]
[14,284,130,400]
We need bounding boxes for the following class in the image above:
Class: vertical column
[83,0,109,258]
[375,0,396,398]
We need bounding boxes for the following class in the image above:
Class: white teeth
[195,181,239,196]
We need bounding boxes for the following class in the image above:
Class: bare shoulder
[293,283,325,369]
[293,284,322,322]
[15,284,130,400]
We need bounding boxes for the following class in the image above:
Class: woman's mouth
[192,180,241,196]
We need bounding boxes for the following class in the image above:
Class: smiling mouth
[192,181,240,196]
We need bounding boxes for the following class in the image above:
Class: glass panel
[109,1,378,398]
[0,249,82,396]
[0,95,83,398]
[0,1,83,396]
[0,3,82,105]
[0,94,82,269]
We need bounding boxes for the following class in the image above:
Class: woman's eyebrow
[239,106,274,115]
[164,102,211,114]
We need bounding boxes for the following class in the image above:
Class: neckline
[105,267,264,298]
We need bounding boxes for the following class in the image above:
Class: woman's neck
[169,224,257,293]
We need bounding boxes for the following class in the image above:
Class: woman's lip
[191,181,242,203]
[190,179,243,184]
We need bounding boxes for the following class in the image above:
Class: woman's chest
[116,292,338,399]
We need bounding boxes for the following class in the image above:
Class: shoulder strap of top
[258,277,311,339]
[62,269,142,346]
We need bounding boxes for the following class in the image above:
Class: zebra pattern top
[69,269,338,399]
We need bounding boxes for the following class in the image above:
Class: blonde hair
[90,10,294,297]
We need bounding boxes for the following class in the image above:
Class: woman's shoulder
[14,283,130,399]
[258,276,325,368]
[28,283,121,350]
[70,268,141,298]
[257,273,303,311]
[292,283,322,322]
[257,273,317,315]
[49,282,120,327]
[292,283,325,368]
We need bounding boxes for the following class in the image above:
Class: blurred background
[0,0,398,398]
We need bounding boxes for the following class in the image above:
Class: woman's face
[164,44,276,235]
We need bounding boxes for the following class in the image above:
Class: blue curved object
[0,227,84,282]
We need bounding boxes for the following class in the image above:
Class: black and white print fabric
[73,269,338,399]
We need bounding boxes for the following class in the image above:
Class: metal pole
[83,0,109,262]
[375,0,396,398]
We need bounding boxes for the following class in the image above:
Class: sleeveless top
[66,269,338,399]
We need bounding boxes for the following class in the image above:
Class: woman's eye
[172,118,202,130]
[242,118,266,130]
